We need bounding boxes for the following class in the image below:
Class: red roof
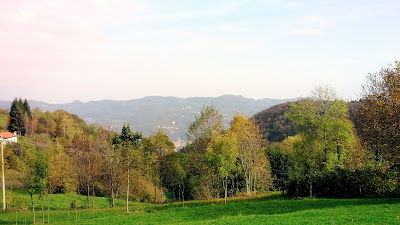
[0,132,16,139]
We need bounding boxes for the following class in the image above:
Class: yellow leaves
[230,114,264,147]
[48,151,77,193]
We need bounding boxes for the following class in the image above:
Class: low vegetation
[1,190,399,224]
[0,109,8,130]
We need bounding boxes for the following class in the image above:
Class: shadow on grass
[145,192,400,223]
[1,193,400,224]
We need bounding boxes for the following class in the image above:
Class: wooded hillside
[1,61,399,218]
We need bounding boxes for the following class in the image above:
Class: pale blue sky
[0,0,399,103]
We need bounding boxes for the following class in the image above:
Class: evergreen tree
[7,98,31,135]
[8,98,24,134]
[23,99,32,119]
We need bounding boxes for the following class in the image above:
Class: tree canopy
[359,61,400,166]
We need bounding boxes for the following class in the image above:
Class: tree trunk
[254,173,257,194]
[177,185,180,201]
[173,186,176,201]
[75,195,78,221]
[30,194,35,224]
[48,200,50,224]
[245,171,250,195]
[224,175,228,204]
[181,184,185,207]
[248,173,252,194]
[324,129,327,162]
[126,166,130,214]
[42,200,44,224]
[231,175,235,196]
[309,178,313,197]
[92,185,96,209]
[87,184,90,208]
[111,187,115,207]
[207,181,211,200]
[88,158,91,208]
[154,186,157,204]
[236,176,239,195]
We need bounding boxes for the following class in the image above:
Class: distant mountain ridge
[0,95,297,142]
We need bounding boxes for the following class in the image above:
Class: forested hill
[251,100,362,144]
[0,95,297,141]
[252,102,295,143]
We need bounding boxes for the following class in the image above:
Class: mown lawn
[1,190,399,224]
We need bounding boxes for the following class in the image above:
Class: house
[0,131,18,143]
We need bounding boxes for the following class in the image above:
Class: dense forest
[260,61,400,197]
[1,61,399,216]
[1,101,271,215]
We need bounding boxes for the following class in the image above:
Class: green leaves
[28,157,49,198]
[143,130,175,156]
[186,105,223,154]
[205,131,238,178]
[286,86,358,172]
[113,124,143,149]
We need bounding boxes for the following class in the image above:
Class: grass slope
[1,190,400,224]
[0,114,7,130]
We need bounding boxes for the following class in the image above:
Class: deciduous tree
[186,105,223,154]
[286,86,358,196]
[27,156,48,224]
[359,61,400,165]
[205,131,238,204]
[229,114,267,195]
[113,124,142,213]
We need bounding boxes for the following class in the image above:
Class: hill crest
[0,95,298,142]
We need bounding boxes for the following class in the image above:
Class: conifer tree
[23,99,32,119]
[7,98,31,135]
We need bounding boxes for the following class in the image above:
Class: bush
[128,170,166,203]
[287,167,400,198]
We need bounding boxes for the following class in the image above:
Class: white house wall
[4,136,17,143]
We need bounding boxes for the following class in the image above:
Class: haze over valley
[0,95,296,146]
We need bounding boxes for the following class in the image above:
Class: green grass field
[0,114,7,130]
[1,190,400,224]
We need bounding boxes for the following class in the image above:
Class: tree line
[265,61,400,197]
[2,102,271,218]
[1,61,399,218]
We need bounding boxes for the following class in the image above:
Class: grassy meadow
[1,190,400,224]
[0,114,7,130]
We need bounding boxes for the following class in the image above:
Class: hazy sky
[1,0,399,103]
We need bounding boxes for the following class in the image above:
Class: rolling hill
[0,95,297,143]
